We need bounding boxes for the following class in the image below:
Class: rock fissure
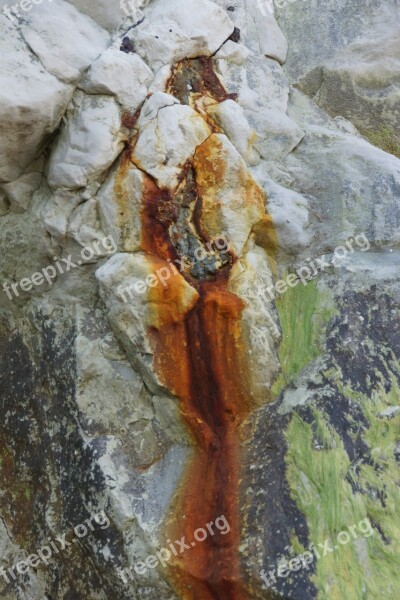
[111,56,276,599]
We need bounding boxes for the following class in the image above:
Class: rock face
[275,2,400,155]
[1,0,400,599]
[132,0,235,71]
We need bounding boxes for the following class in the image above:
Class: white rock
[96,252,199,387]
[255,176,313,254]
[193,133,266,256]
[68,198,106,248]
[47,94,127,190]
[136,92,179,128]
[132,0,234,71]
[0,18,73,182]
[67,0,130,31]
[267,190,313,255]
[206,99,260,166]
[20,0,110,84]
[42,188,83,241]
[148,65,173,94]
[82,48,153,111]
[215,55,304,161]
[228,242,280,401]
[132,94,211,189]
[214,40,250,65]
[285,89,400,250]
[97,161,147,252]
[249,1,288,64]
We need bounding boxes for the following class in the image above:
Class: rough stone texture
[0,17,73,182]
[275,2,400,155]
[205,99,260,165]
[131,93,211,189]
[274,0,400,81]
[193,133,266,256]
[19,0,110,84]
[1,0,400,598]
[131,0,234,71]
[296,22,400,155]
[81,48,153,111]
[97,161,148,253]
[47,93,127,190]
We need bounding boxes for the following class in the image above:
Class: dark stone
[120,36,135,53]
[0,316,132,599]
[229,26,241,43]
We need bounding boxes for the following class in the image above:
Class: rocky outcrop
[275,2,400,156]
[1,0,400,599]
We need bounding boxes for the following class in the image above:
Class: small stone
[229,26,241,43]
[120,37,135,53]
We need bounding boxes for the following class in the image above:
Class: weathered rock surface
[1,0,400,599]
[132,0,234,71]
[0,17,73,182]
[47,93,127,190]
[205,99,260,165]
[275,2,400,155]
[297,22,400,155]
[19,0,110,84]
[193,133,266,256]
[131,93,211,189]
[81,48,153,111]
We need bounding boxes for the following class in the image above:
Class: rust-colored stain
[148,274,252,600]
[114,58,276,600]
[167,57,231,106]
[136,165,256,600]
[252,214,278,255]
[121,111,138,130]
[166,57,238,133]
[113,149,133,236]
[193,134,266,254]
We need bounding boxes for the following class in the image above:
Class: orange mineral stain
[136,168,257,600]
[116,58,275,600]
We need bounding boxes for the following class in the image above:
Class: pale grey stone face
[0,0,399,597]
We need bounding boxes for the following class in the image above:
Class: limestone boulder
[214,53,304,161]
[284,90,400,252]
[206,99,260,166]
[131,93,211,190]
[97,160,148,253]
[297,22,400,155]
[20,0,110,84]
[248,0,288,64]
[132,0,234,71]
[47,93,127,190]
[193,133,266,256]
[228,242,280,402]
[251,175,314,255]
[96,252,199,388]
[0,17,73,182]
[82,48,153,111]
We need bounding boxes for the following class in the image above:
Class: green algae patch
[272,279,336,398]
[361,127,400,158]
[284,372,400,599]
